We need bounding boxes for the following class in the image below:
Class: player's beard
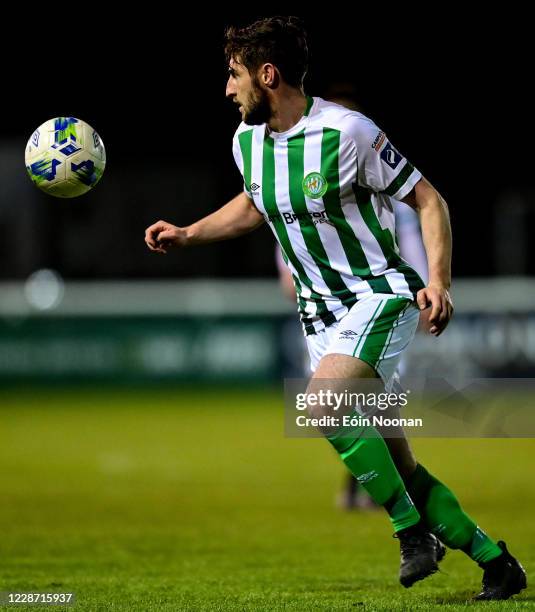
[242,78,271,126]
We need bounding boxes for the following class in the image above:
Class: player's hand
[144,220,188,254]
[416,285,453,337]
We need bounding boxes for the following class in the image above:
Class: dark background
[1,11,531,280]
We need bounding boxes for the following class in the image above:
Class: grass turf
[0,387,533,611]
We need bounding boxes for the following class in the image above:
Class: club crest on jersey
[302,172,328,199]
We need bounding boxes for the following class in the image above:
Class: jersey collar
[266,96,315,140]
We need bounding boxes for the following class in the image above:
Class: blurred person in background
[145,16,526,600]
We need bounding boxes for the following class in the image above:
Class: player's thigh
[305,327,376,420]
[313,352,377,380]
[305,354,375,421]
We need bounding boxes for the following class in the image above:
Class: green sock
[405,464,502,563]
[328,425,420,532]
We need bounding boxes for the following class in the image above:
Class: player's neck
[267,89,308,133]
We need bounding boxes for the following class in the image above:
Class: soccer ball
[25,117,106,198]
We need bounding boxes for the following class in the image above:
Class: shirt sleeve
[232,129,252,198]
[349,115,422,200]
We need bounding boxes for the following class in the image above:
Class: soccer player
[145,17,526,600]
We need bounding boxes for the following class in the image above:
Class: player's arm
[402,177,453,336]
[144,191,265,254]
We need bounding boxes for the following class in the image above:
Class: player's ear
[260,63,278,88]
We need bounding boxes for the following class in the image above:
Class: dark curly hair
[224,16,308,89]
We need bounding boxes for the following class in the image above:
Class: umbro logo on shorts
[339,330,359,338]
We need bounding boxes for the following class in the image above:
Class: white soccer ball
[25,117,106,198]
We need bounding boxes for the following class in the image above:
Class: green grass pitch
[0,387,533,611]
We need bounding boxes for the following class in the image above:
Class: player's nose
[226,77,236,98]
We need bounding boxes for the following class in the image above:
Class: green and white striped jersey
[232,96,425,335]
